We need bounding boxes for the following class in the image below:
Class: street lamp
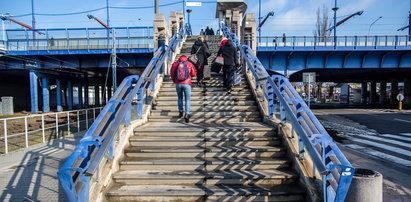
[368,16,382,35]
[332,0,339,47]
[1,13,11,42]
[186,9,192,35]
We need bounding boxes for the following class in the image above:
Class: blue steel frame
[257,35,411,51]
[57,23,189,202]
[3,26,154,55]
[223,25,354,202]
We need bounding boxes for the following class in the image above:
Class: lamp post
[332,0,339,47]
[368,16,382,35]
[1,13,11,42]
[186,9,192,35]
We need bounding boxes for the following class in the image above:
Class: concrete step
[106,184,305,202]
[159,86,249,92]
[150,111,260,117]
[155,100,256,106]
[148,116,262,123]
[124,145,285,158]
[112,169,298,186]
[119,157,291,171]
[158,91,252,96]
[153,105,258,111]
[155,95,253,101]
[129,136,281,147]
[161,82,248,88]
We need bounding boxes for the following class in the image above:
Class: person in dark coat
[210,28,215,35]
[191,36,211,87]
[217,38,238,93]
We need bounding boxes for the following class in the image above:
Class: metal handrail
[57,23,189,202]
[222,25,354,202]
[258,35,411,48]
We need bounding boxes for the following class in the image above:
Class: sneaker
[179,111,184,118]
[184,114,190,123]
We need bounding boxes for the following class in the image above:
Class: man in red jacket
[170,55,196,123]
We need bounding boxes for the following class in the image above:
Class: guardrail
[223,25,354,201]
[258,35,411,48]
[58,23,188,202]
[0,107,102,154]
[4,26,153,51]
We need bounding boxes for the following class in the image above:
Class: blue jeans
[175,84,191,114]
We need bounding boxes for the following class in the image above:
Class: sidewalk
[0,132,85,202]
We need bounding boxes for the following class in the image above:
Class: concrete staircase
[104,36,307,201]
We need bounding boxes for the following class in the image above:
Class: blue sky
[0,0,410,36]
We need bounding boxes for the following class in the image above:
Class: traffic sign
[302,72,316,83]
[397,93,404,101]
[186,2,202,6]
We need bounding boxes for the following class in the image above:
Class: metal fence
[4,26,153,51]
[258,35,411,48]
[224,25,354,202]
[0,107,102,154]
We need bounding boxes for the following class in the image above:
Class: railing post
[24,117,29,148]
[93,108,96,122]
[298,135,305,159]
[374,36,378,49]
[42,114,45,142]
[77,111,80,133]
[67,112,70,135]
[137,87,144,118]
[4,120,8,154]
[86,109,89,129]
[267,82,275,119]
[56,113,59,138]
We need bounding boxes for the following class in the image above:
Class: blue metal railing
[258,35,411,48]
[222,25,354,202]
[4,26,153,51]
[57,23,189,202]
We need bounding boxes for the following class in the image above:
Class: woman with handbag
[190,37,211,87]
[217,38,238,94]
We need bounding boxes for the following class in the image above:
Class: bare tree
[313,5,331,42]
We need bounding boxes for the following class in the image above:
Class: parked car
[304,98,317,104]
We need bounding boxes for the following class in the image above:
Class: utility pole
[155,0,159,14]
[332,0,338,47]
[183,0,186,21]
[106,0,110,27]
[258,0,261,43]
[111,29,117,92]
[31,0,36,39]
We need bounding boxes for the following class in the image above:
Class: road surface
[313,108,411,201]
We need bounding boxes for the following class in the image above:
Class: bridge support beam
[95,82,100,107]
[84,82,89,109]
[370,82,377,105]
[56,79,63,112]
[361,82,368,105]
[78,83,83,109]
[29,70,39,114]
[42,77,50,112]
[404,78,411,107]
[379,82,387,105]
[67,81,73,110]
[390,80,399,106]
[108,85,112,101]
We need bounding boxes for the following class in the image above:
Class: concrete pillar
[177,10,184,30]
[404,78,411,106]
[390,80,399,105]
[379,82,387,105]
[346,168,383,202]
[232,10,242,38]
[169,11,179,35]
[370,82,377,105]
[42,77,50,112]
[242,13,257,52]
[78,83,83,109]
[56,79,63,111]
[153,13,169,50]
[94,82,100,107]
[361,82,368,105]
[67,81,73,110]
[84,82,89,109]
[29,70,39,113]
